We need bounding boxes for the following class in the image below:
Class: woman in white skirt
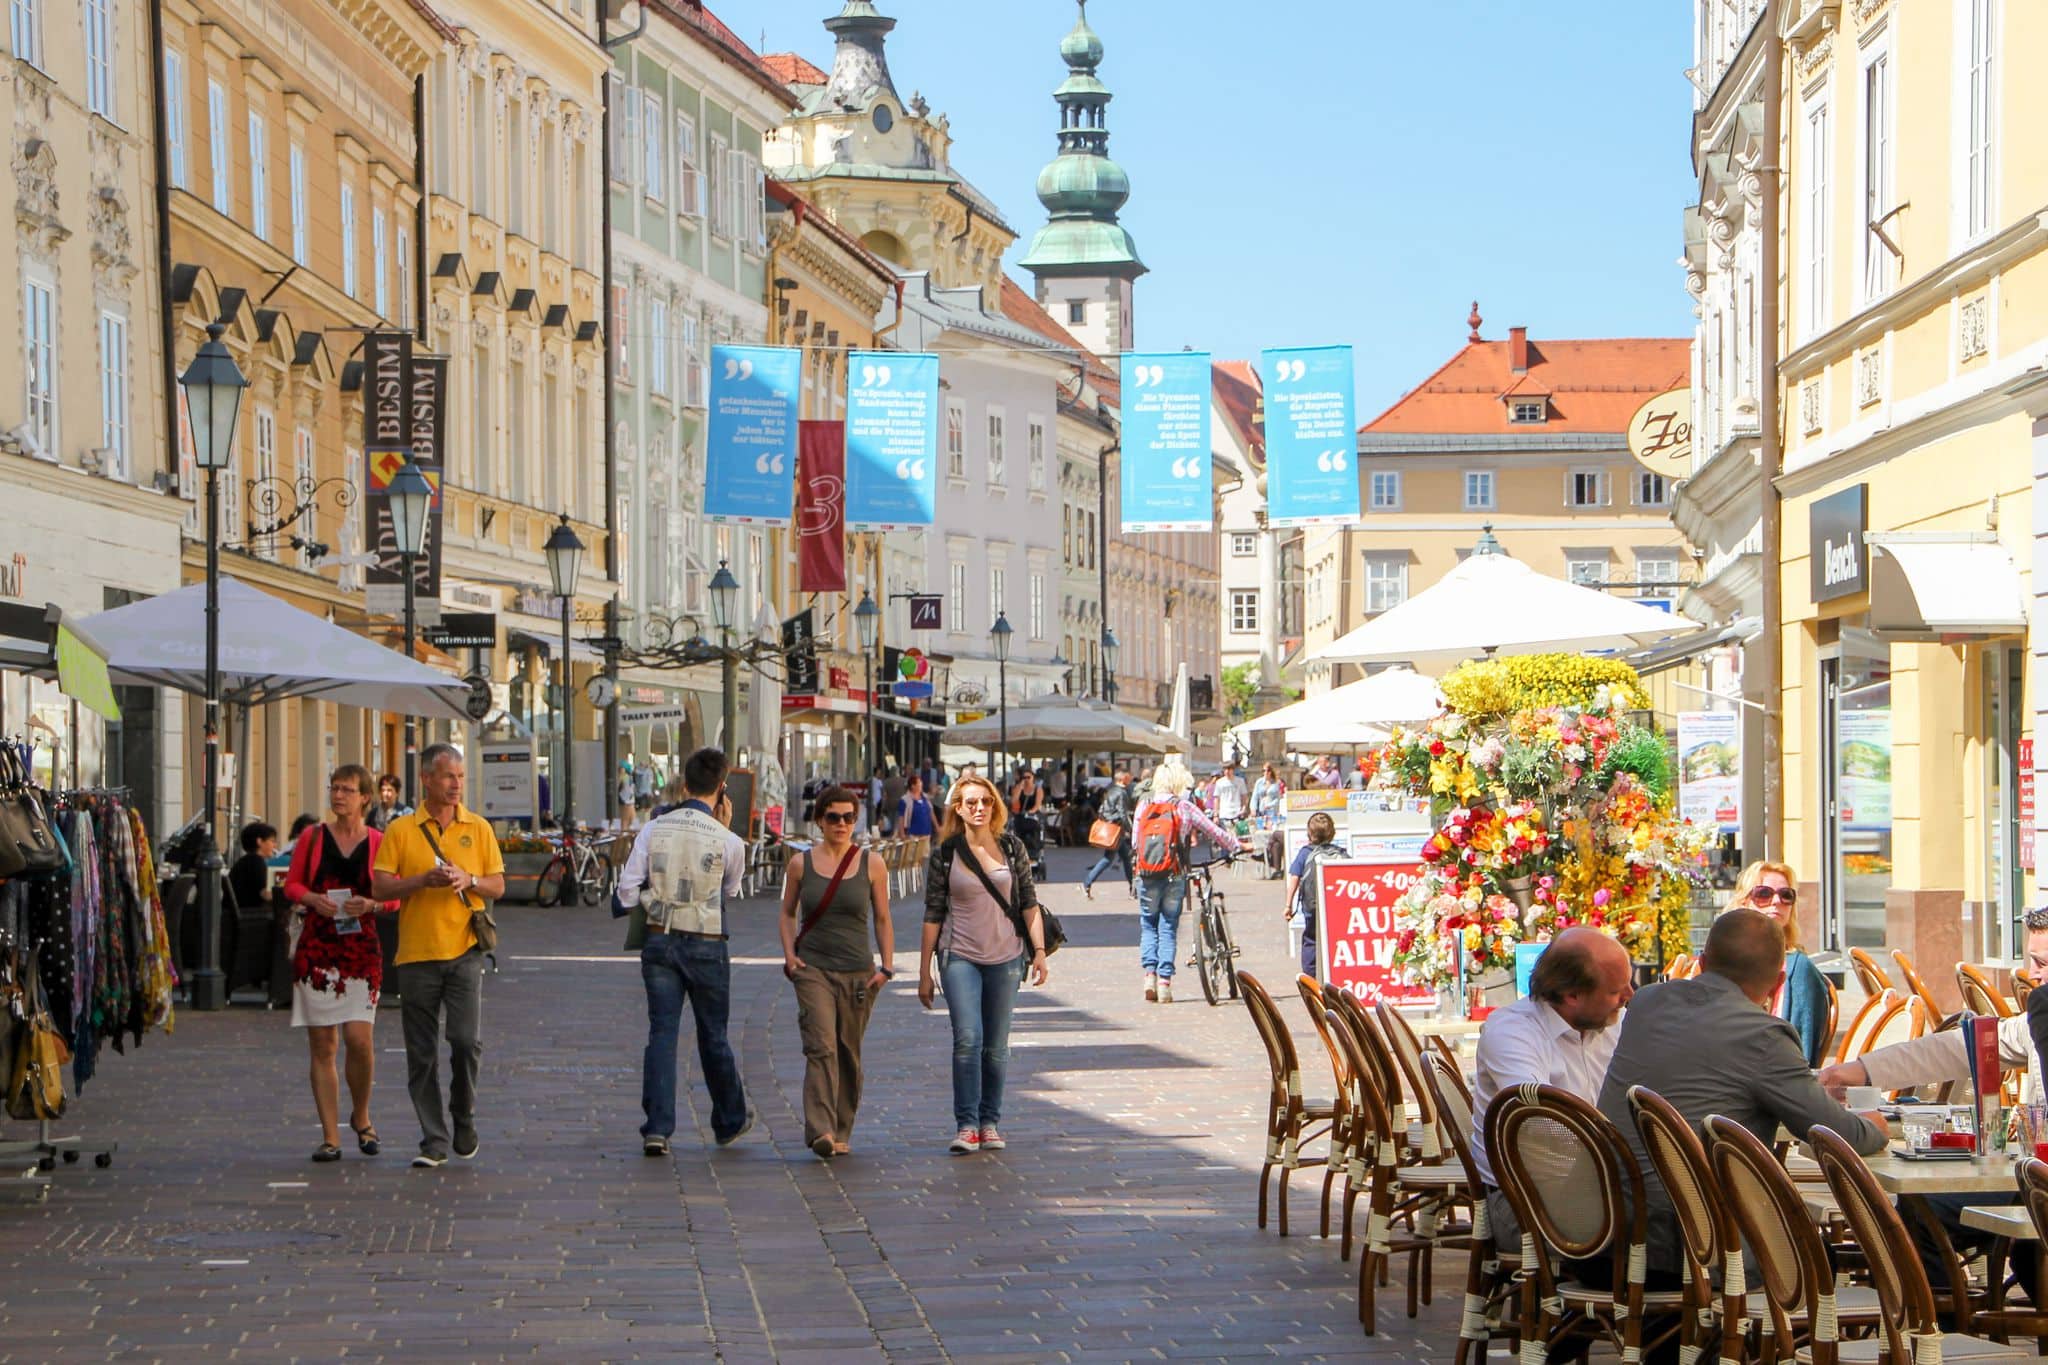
[283,763,396,1161]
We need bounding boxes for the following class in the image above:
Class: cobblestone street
[0,846,1465,1361]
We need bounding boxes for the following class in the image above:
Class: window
[1961,0,1996,242]
[1634,552,1680,598]
[641,92,664,202]
[339,183,357,297]
[252,407,277,558]
[1860,45,1895,301]
[1464,470,1495,510]
[84,0,113,118]
[164,50,188,187]
[21,275,53,456]
[1230,532,1256,557]
[470,347,492,491]
[1027,419,1046,491]
[288,143,307,263]
[471,72,491,207]
[1229,589,1259,633]
[1067,299,1086,325]
[1368,470,1399,510]
[294,426,315,567]
[682,313,704,405]
[396,223,412,328]
[1567,470,1607,508]
[945,401,965,477]
[336,447,362,587]
[1029,573,1045,640]
[246,113,268,239]
[607,72,630,173]
[649,298,669,397]
[745,151,765,251]
[987,410,1006,483]
[372,208,388,317]
[675,112,700,216]
[1565,554,1607,586]
[97,311,128,479]
[177,392,197,535]
[1803,100,1829,337]
[1511,400,1546,423]
[1364,556,1406,613]
[540,119,560,249]
[1636,471,1671,507]
[207,80,231,215]
[989,565,1006,630]
[10,0,40,68]
[948,558,966,629]
[506,96,525,236]
[610,283,630,381]
[506,358,526,505]
[706,132,729,236]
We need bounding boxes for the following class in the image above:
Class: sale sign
[1314,856,1436,1007]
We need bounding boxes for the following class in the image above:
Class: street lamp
[387,458,433,804]
[991,612,1013,783]
[854,590,880,778]
[544,513,584,831]
[707,559,740,754]
[180,321,247,1012]
[1102,625,1120,706]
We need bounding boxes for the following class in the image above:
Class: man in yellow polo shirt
[373,743,505,1168]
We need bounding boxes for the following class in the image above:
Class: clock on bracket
[585,675,616,709]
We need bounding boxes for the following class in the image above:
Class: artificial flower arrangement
[1379,655,1709,992]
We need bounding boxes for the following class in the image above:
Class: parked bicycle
[1185,851,1242,1006]
[536,827,620,908]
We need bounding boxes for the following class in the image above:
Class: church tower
[1018,1,1145,357]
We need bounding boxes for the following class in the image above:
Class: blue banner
[845,351,938,530]
[1118,351,1213,532]
[705,345,800,525]
[1263,345,1359,527]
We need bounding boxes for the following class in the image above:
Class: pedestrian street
[0,846,1462,1362]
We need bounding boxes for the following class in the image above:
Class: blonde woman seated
[1720,860,1829,1065]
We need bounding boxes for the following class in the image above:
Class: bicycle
[1185,851,1242,1006]
[536,827,620,908]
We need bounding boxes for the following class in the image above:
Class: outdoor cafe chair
[1629,1088,1738,1365]
[1297,976,1360,1243]
[1967,1158,2048,1347]
[2013,972,2033,1012]
[1809,1124,2032,1364]
[1238,972,1332,1238]
[1849,948,1893,1001]
[1323,989,1390,1259]
[1426,1047,1519,1365]
[1957,964,2014,1019]
[1892,950,1948,1027]
[1377,1001,1454,1164]
[1486,1084,1686,1365]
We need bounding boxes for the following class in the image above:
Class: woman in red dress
[284,763,397,1161]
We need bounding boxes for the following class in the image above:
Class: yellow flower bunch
[1441,654,1651,719]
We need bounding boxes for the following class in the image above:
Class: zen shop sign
[1810,484,1868,603]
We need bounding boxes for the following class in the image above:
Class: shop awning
[506,627,604,664]
[1865,533,2028,641]
[1623,616,1761,678]
[875,709,945,733]
[0,602,120,720]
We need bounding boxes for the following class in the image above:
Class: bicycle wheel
[1194,901,1223,1006]
[535,856,571,908]
[1212,896,1241,1001]
[577,853,608,907]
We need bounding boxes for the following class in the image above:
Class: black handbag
[0,748,61,877]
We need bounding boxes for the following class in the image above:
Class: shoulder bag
[786,846,859,978]
[417,818,495,955]
[0,747,61,877]
[954,839,1066,958]
[5,961,71,1122]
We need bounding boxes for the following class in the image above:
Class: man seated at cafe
[1469,926,1635,1250]
[1600,909,1889,1278]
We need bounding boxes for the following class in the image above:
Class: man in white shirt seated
[1469,927,1636,1249]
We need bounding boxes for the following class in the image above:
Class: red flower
[1429,740,1447,756]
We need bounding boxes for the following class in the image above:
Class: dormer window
[1511,400,1546,424]
[872,104,893,133]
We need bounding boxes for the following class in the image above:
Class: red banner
[1315,857,1437,1008]
[797,420,846,593]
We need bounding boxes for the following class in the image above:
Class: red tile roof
[1362,335,1688,436]
[761,51,830,87]
[996,277,1120,405]
[1212,360,1263,463]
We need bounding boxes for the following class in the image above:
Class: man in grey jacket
[1597,909,1890,1276]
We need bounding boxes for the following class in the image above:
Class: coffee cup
[1846,1086,1883,1112]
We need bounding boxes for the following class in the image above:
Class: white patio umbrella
[745,600,787,816]
[81,577,472,721]
[1165,662,1193,754]
[941,693,1179,757]
[1315,548,1697,671]
[1283,718,1391,751]
[1238,666,1443,735]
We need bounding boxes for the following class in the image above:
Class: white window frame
[641,91,665,203]
[1956,0,1997,245]
[986,407,1007,484]
[1636,470,1671,507]
[989,564,1007,633]
[1510,399,1546,424]
[1029,572,1045,641]
[1364,556,1406,614]
[948,558,966,632]
[1368,469,1400,511]
[1229,588,1259,634]
[339,182,358,297]
[97,310,128,480]
[1463,469,1495,511]
[337,447,363,589]
[682,313,705,406]
[395,222,412,328]
[10,0,42,69]
[944,401,965,478]
[84,0,114,119]
[1858,33,1896,304]
[1229,531,1256,557]
[164,49,188,187]
[294,425,316,567]
[288,143,308,263]
[1566,469,1608,508]
[207,80,232,215]
[706,132,730,237]
[21,272,55,458]
[675,111,700,217]
[1802,95,1830,339]
[610,283,631,382]
[246,112,268,240]
[1027,418,1047,492]
[252,407,278,559]
[1565,554,1608,587]
[372,206,389,317]
[745,152,766,252]
[649,297,670,398]
[607,72,630,177]
[1633,551,1681,598]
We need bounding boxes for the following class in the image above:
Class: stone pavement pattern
[0,846,1471,1361]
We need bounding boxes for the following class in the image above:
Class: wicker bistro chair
[1892,950,1948,1027]
[1957,965,2013,1020]
[1968,1158,2048,1345]
[1808,1124,2032,1365]
[1428,1048,1521,1365]
[1238,972,1332,1237]
[1849,949,1893,1001]
[2014,972,2034,1012]
[1377,1001,1453,1163]
[1628,1089,1737,1365]
[1298,976,1361,1242]
[1486,1084,1687,1365]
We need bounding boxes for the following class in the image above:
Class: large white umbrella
[1284,718,1391,750]
[1165,662,1193,754]
[1315,550,1697,671]
[1239,666,1442,735]
[81,577,472,721]
[745,601,786,815]
[942,693,1179,757]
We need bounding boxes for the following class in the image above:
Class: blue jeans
[1137,874,1187,979]
[939,950,1026,1129]
[640,933,749,1142]
[1083,833,1132,890]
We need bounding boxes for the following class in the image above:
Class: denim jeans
[640,933,749,1142]
[1082,833,1132,890]
[939,950,1026,1130]
[1137,874,1187,979]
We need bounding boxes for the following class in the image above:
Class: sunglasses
[957,797,995,810]
[819,811,857,825]
[1748,886,1797,906]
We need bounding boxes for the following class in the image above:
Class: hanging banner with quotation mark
[845,350,938,529]
[1263,344,1359,527]
[1118,350,1212,532]
[797,420,847,593]
[705,344,800,526]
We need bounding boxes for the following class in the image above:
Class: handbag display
[1087,817,1124,851]
[5,964,71,1122]
[0,747,61,877]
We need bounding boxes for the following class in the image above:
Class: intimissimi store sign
[1810,483,1868,604]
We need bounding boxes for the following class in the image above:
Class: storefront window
[1983,645,2027,960]
[1822,626,1892,949]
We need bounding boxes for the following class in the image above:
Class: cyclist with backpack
[1130,759,1241,1004]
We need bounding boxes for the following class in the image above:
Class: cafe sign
[1625,386,1693,480]
[1810,483,1868,603]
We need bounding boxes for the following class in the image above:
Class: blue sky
[740,1,1699,419]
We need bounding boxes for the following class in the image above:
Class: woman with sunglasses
[1724,860,1829,1065]
[918,774,1050,1155]
[779,786,893,1160]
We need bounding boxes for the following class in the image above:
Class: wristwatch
[875,965,896,978]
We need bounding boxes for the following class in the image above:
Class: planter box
[502,851,555,903]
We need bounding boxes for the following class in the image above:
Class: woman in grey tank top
[778,785,895,1159]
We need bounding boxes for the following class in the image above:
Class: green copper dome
[1036,151,1129,215]
[1059,7,1103,69]
[1018,0,1145,278]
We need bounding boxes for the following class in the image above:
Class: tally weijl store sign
[1810,483,1868,605]
[362,331,445,624]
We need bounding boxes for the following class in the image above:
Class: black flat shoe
[312,1144,342,1163]
[352,1124,380,1156]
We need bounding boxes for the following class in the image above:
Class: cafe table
[1854,1151,2032,1336]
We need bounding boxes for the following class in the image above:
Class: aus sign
[1314,856,1436,1008]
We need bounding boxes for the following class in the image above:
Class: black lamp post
[1102,625,1120,706]
[854,590,879,777]
[387,458,433,803]
[180,321,246,1012]
[544,513,584,830]
[991,612,1013,783]
[708,559,739,757]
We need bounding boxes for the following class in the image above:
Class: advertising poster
[796,420,846,593]
[845,351,939,529]
[1677,710,1742,834]
[1262,344,1359,527]
[1118,351,1213,532]
[1315,856,1437,1008]
[478,741,534,821]
[1838,709,1893,830]
[705,345,800,526]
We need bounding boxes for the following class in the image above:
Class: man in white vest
[616,746,753,1157]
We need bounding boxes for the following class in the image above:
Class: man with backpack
[1081,770,1137,901]
[1129,759,1241,1004]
